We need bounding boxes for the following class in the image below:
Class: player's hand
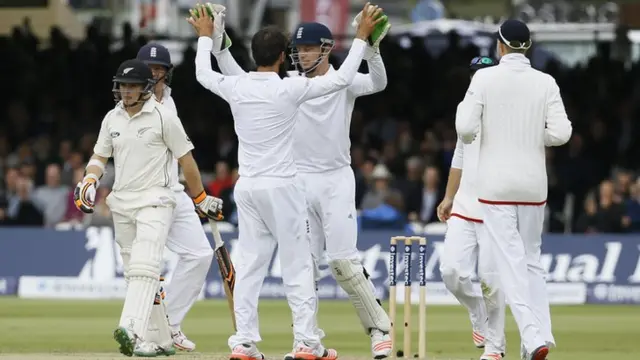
[436,197,453,222]
[208,3,233,52]
[352,3,390,50]
[74,174,99,214]
[355,3,385,41]
[187,4,215,38]
[193,190,224,220]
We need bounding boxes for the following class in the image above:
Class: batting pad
[145,279,173,348]
[120,276,159,339]
[329,259,391,334]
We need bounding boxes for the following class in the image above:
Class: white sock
[119,276,159,339]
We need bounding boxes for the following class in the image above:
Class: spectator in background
[593,180,629,233]
[576,192,598,233]
[361,164,398,210]
[354,155,376,208]
[415,165,441,223]
[395,156,423,215]
[613,169,634,202]
[32,163,69,227]
[6,177,43,226]
[84,187,112,227]
[62,168,85,224]
[626,178,640,232]
[207,161,233,198]
[60,151,85,187]
[1,168,20,204]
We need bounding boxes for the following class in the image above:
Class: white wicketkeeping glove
[206,3,233,54]
[351,6,391,59]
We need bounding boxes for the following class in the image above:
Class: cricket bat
[208,219,237,331]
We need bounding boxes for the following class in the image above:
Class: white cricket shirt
[450,104,482,221]
[194,36,367,178]
[93,99,194,193]
[212,46,387,173]
[154,85,184,192]
[456,53,572,204]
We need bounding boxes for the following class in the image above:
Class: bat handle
[209,219,224,249]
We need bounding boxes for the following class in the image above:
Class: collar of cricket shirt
[499,53,531,67]
[163,85,172,99]
[248,71,280,79]
[117,98,157,119]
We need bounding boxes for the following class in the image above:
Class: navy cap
[137,43,173,69]
[470,56,498,71]
[291,22,334,46]
[497,19,531,50]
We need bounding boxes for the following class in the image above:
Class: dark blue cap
[291,22,334,46]
[470,56,498,71]
[497,19,531,49]
[137,43,173,68]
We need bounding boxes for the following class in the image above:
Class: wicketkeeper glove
[74,174,99,214]
[351,6,391,59]
[192,190,224,221]
[189,3,232,53]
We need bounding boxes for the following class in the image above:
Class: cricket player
[204,5,393,358]
[135,43,213,353]
[187,3,382,359]
[437,56,506,360]
[74,59,223,357]
[456,20,572,360]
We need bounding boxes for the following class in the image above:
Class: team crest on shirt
[137,127,152,138]
[110,132,120,138]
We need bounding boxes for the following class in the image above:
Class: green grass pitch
[0,298,636,359]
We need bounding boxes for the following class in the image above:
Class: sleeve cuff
[351,38,367,50]
[198,36,214,51]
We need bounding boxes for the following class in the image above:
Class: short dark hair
[251,26,288,67]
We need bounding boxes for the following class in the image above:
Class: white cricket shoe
[371,329,392,359]
[472,330,486,348]
[113,327,138,357]
[172,331,195,351]
[133,340,176,357]
[480,351,503,360]
[230,343,265,360]
[288,341,338,360]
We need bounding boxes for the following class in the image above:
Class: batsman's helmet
[469,56,498,73]
[290,22,335,74]
[137,43,174,85]
[112,59,156,106]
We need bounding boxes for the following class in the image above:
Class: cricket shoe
[527,345,549,360]
[472,330,486,348]
[113,326,137,357]
[371,329,392,359]
[230,343,265,360]
[172,331,196,351]
[480,352,503,360]
[287,341,338,360]
[133,341,176,357]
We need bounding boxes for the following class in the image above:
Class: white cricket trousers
[163,191,214,329]
[440,216,506,353]
[107,189,176,338]
[481,203,555,353]
[229,175,319,349]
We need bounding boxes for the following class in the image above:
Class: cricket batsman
[135,43,214,353]
[188,3,382,359]
[437,56,506,360]
[74,59,223,357]
[202,3,393,358]
[456,20,572,360]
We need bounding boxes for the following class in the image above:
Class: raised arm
[456,74,484,144]
[544,77,572,146]
[195,37,230,101]
[348,49,387,97]
[285,39,367,104]
[213,48,246,76]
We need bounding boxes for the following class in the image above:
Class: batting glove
[74,174,99,214]
[193,190,224,220]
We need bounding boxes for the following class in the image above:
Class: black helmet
[112,59,156,107]
[136,43,174,85]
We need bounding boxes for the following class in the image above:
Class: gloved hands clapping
[193,190,224,220]
[74,174,100,214]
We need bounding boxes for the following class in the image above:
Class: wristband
[193,190,207,204]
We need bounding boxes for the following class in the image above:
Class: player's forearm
[364,51,387,93]
[86,155,108,180]
[178,152,206,198]
[444,168,462,200]
[213,48,245,76]
[335,39,367,86]
[544,117,572,146]
[195,37,224,92]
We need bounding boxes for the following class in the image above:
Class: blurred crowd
[1,19,640,233]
